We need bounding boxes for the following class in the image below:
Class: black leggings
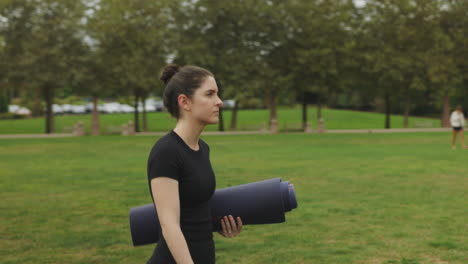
[147,238,215,264]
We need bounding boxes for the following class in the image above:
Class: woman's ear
[178,94,191,112]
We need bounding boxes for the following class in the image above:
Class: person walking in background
[146,64,243,264]
[450,105,467,149]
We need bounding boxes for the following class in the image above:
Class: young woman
[147,65,243,264]
[450,105,466,149]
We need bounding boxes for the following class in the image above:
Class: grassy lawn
[1,132,467,264]
[0,107,441,134]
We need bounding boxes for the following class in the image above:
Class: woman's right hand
[218,215,243,238]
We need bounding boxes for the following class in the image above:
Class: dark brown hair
[160,64,214,119]
[456,105,462,111]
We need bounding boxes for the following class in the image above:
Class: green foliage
[1,0,467,132]
[0,94,7,113]
[0,0,88,132]
[0,112,27,120]
[54,95,86,105]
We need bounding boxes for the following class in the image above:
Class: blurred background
[0,0,467,134]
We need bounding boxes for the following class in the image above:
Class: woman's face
[187,76,223,125]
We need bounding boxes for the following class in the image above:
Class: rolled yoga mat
[129,178,298,246]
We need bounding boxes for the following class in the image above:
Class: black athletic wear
[453,126,463,131]
[146,130,216,264]
[147,238,215,264]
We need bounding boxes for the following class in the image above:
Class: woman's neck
[173,119,205,150]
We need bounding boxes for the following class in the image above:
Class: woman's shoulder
[149,132,180,156]
[199,138,210,151]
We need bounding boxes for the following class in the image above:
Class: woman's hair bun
[160,64,180,85]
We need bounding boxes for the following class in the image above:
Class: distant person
[450,105,466,149]
[146,64,243,264]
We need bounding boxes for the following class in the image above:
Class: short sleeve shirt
[147,130,216,240]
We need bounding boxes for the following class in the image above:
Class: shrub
[0,112,27,120]
[0,95,8,113]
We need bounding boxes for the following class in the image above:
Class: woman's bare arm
[151,177,193,264]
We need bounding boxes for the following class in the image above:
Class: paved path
[0,128,453,139]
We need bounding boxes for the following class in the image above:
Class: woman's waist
[180,224,213,241]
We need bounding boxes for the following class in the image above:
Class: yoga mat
[129,178,298,246]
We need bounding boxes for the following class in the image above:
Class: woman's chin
[201,118,219,126]
[208,117,219,125]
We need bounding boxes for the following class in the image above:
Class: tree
[363,0,432,128]
[1,0,86,133]
[289,0,355,129]
[428,0,463,127]
[439,0,468,122]
[93,0,170,132]
[170,0,266,131]
[0,33,7,113]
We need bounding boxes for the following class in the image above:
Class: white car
[8,105,20,113]
[102,102,121,113]
[222,99,236,109]
[52,104,64,115]
[8,105,31,115]
[61,104,73,113]
[120,104,135,113]
[142,99,164,112]
[16,107,31,115]
[71,105,86,114]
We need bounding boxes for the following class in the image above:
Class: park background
[1,1,467,264]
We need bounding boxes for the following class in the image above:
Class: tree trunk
[31,96,43,117]
[269,93,278,133]
[43,86,54,134]
[142,97,148,132]
[134,93,140,133]
[403,96,410,128]
[302,98,308,130]
[218,107,225,131]
[384,90,391,129]
[441,92,450,128]
[317,93,322,120]
[229,100,240,130]
[91,96,100,136]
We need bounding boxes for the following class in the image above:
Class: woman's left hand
[218,215,243,238]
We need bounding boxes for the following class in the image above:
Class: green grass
[1,132,467,263]
[0,107,440,134]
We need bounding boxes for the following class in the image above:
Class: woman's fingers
[220,217,232,238]
[220,216,232,237]
[225,216,233,235]
[236,216,243,233]
[219,215,243,238]
[228,215,237,233]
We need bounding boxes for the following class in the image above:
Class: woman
[147,64,243,264]
[450,105,466,149]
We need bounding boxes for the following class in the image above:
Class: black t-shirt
[147,130,216,241]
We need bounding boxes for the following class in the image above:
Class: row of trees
[1,0,467,134]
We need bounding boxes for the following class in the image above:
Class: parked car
[71,105,86,114]
[222,99,236,109]
[8,105,20,113]
[16,107,31,115]
[8,105,31,116]
[102,102,121,113]
[61,104,73,114]
[52,104,64,115]
[120,104,135,113]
